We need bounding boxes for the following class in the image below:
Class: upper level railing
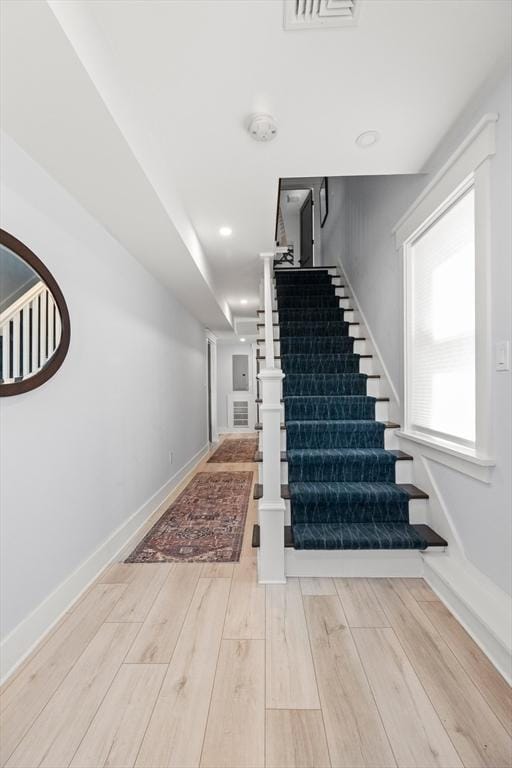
[0,281,61,383]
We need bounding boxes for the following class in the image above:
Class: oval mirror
[0,229,70,396]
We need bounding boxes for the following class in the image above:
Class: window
[406,186,476,447]
[395,113,496,477]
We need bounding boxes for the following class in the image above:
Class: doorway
[207,339,213,442]
[300,191,314,267]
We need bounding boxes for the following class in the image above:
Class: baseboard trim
[285,549,423,577]
[423,553,512,683]
[0,442,209,684]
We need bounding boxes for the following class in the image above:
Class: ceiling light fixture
[219,226,232,237]
[240,337,246,342]
[240,298,248,305]
[356,130,380,148]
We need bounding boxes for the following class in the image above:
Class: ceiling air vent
[283,0,362,30]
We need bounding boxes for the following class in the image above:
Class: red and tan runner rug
[207,437,258,463]
[126,471,253,563]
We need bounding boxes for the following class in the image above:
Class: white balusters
[22,304,30,377]
[257,252,286,583]
[0,281,61,383]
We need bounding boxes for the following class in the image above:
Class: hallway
[1,436,510,768]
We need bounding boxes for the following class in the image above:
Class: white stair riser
[284,549,426,577]
[258,458,412,486]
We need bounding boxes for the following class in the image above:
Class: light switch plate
[495,341,510,371]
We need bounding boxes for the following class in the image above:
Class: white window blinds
[407,187,476,446]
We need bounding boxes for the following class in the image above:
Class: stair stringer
[336,261,400,424]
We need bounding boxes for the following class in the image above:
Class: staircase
[254,265,446,572]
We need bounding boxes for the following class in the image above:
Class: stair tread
[256,449,412,464]
[287,448,412,461]
[292,521,437,551]
[253,483,289,500]
[284,395,389,402]
[256,334,366,340]
[285,419,399,429]
[253,482,428,500]
[251,523,447,549]
[254,451,287,462]
[289,481,427,499]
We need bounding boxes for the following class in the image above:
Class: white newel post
[257,252,286,583]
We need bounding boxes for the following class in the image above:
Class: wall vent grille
[232,400,249,427]
[284,0,361,30]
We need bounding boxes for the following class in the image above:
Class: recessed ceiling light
[240,298,248,305]
[356,130,380,148]
[240,337,246,342]
[219,226,232,237]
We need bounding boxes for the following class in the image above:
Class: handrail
[0,280,45,325]
[257,251,285,583]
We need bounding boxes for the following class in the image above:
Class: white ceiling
[2,1,511,329]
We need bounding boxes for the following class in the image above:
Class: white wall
[321,177,347,267]
[216,342,256,431]
[326,65,512,598]
[0,135,209,669]
[340,173,425,399]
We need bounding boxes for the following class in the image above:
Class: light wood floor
[1,436,511,768]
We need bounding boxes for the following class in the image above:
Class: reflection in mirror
[0,242,63,386]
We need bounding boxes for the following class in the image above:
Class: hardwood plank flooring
[70,663,166,767]
[419,598,512,735]
[266,710,331,768]
[266,579,320,709]
[370,579,512,767]
[399,577,439,602]
[303,595,396,767]
[135,577,231,767]
[107,563,171,622]
[300,577,337,596]
[0,583,126,766]
[201,639,265,767]
[224,556,265,639]
[1,438,511,768]
[125,563,202,663]
[6,622,140,768]
[334,578,389,628]
[352,627,462,767]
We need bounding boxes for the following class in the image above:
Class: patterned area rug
[126,471,253,562]
[207,438,258,463]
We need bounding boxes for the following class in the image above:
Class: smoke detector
[248,114,278,142]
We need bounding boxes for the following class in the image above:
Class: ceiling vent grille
[284,0,362,30]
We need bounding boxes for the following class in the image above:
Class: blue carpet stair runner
[276,268,430,551]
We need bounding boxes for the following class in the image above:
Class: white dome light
[219,226,232,237]
[248,114,278,142]
[240,337,246,342]
[240,299,248,305]
[356,130,380,148]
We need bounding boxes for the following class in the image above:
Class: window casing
[394,113,497,477]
